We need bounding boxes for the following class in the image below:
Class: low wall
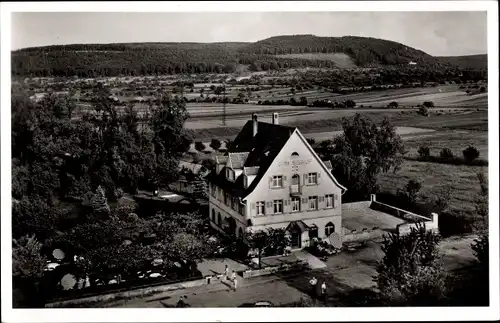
[370,201,431,223]
[45,277,206,308]
[341,201,371,210]
[242,260,309,279]
[343,229,385,243]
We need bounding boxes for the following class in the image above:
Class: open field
[403,130,488,160]
[188,108,487,139]
[378,159,488,217]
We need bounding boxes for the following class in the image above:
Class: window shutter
[283,175,287,186]
[303,174,307,183]
[317,172,321,184]
[251,203,255,209]
[319,196,324,202]
[284,199,289,206]
[334,194,338,200]
[302,197,308,204]
[269,176,273,188]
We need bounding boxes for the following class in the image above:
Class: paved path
[101,236,477,308]
[294,250,327,269]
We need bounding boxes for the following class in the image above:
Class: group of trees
[416,144,484,166]
[11,84,201,305]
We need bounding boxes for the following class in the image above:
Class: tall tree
[149,93,193,187]
[331,114,405,200]
[376,224,447,305]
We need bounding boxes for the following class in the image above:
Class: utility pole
[222,79,227,126]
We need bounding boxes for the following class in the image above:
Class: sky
[11,11,487,56]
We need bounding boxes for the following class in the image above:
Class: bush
[439,148,454,159]
[397,179,422,206]
[418,106,429,116]
[209,138,221,151]
[417,146,430,159]
[388,101,398,108]
[345,99,356,108]
[422,101,435,108]
[194,141,206,152]
[462,146,480,162]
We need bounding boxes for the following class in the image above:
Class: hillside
[437,54,487,70]
[11,35,482,78]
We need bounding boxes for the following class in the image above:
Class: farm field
[189,108,487,139]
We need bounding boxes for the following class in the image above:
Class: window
[308,196,318,210]
[325,194,334,208]
[224,193,230,205]
[273,200,283,214]
[291,197,301,212]
[256,201,266,216]
[272,175,283,188]
[307,173,318,185]
[211,184,216,197]
[218,212,222,225]
[211,209,215,222]
[325,222,335,236]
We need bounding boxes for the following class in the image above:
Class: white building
[206,113,346,249]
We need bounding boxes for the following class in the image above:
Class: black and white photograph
[1,1,498,322]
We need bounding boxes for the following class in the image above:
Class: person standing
[231,271,236,282]
[224,265,229,280]
[309,277,318,297]
[233,277,238,291]
[321,281,327,303]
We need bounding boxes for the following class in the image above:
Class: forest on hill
[11,35,486,77]
[437,54,488,70]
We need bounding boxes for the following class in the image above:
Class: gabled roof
[286,220,310,232]
[206,120,295,198]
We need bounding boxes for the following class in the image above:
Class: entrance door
[290,229,302,249]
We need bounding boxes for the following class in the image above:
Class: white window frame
[325,194,334,208]
[291,197,301,212]
[272,175,283,188]
[273,199,283,214]
[256,201,265,216]
[308,196,318,210]
[307,172,318,185]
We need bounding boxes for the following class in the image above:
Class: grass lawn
[378,159,488,217]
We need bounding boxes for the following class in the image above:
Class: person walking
[309,277,318,297]
[224,265,229,280]
[231,271,236,282]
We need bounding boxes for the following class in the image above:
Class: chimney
[272,112,279,125]
[252,113,258,137]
